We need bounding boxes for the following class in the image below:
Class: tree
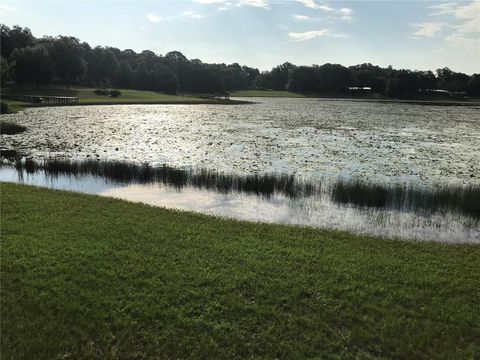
[270,62,295,90]
[47,36,87,85]
[466,74,480,96]
[115,60,134,88]
[1,56,12,85]
[315,63,353,92]
[254,72,273,89]
[286,66,318,92]
[11,45,54,88]
[1,25,35,59]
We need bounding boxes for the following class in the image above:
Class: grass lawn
[2,86,247,108]
[230,90,306,97]
[1,183,479,359]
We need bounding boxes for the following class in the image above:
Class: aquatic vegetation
[5,156,479,218]
[0,121,26,135]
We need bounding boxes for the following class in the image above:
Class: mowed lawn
[1,183,479,359]
[230,90,307,97]
[2,86,243,109]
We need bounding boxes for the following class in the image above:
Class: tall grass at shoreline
[3,156,480,217]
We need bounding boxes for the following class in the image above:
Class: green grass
[1,183,479,359]
[2,86,247,106]
[1,99,31,113]
[231,90,307,97]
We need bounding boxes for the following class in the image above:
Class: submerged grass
[1,183,480,359]
[6,157,480,217]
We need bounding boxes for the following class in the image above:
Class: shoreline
[0,97,251,114]
[231,92,480,107]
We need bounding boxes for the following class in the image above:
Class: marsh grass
[5,156,480,217]
[332,179,480,217]
[0,121,27,135]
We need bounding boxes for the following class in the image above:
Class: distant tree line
[1,24,479,97]
[256,62,480,97]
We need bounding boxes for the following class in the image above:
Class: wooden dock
[2,94,79,105]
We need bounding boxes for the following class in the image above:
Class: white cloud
[288,29,345,41]
[0,4,18,14]
[193,0,225,3]
[237,0,270,9]
[146,13,160,23]
[183,11,205,19]
[454,0,480,20]
[293,14,310,20]
[412,22,443,37]
[445,33,480,50]
[338,8,352,16]
[428,2,457,16]
[423,1,479,50]
[297,0,333,11]
[456,17,480,33]
[296,1,353,21]
[146,11,205,23]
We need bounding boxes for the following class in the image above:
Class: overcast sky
[1,0,479,73]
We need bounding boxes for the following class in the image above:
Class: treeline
[256,62,480,97]
[1,24,479,97]
[0,25,259,94]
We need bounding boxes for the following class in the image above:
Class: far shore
[2,87,480,115]
[231,90,480,106]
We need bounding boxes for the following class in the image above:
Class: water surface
[2,98,479,185]
[2,98,479,243]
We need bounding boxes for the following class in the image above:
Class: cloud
[296,1,353,21]
[293,14,310,20]
[237,0,270,9]
[428,2,457,16]
[146,11,205,23]
[338,8,352,16]
[423,0,479,50]
[193,0,225,3]
[412,22,443,37]
[445,33,480,50]
[454,0,480,20]
[288,29,345,41]
[297,0,333,11]
[456,17,480,33]
[194,0,270,9]
[0,4,18,13]
[146,13,160,23]
[184,11,205,19]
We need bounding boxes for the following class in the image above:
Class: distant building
[348,86,372,94]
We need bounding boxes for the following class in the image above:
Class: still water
[1,158,478,243]
[1,98,479,242]
[2,98,479,185]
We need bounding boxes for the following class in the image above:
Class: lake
[1,97,479,242]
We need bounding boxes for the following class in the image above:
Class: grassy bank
[1,87,247,111]
[1,183,479,359]
[230,90,307,97]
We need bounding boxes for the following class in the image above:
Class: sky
[0,0,479,74]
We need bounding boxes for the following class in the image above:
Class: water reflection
[1,157,479,243]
